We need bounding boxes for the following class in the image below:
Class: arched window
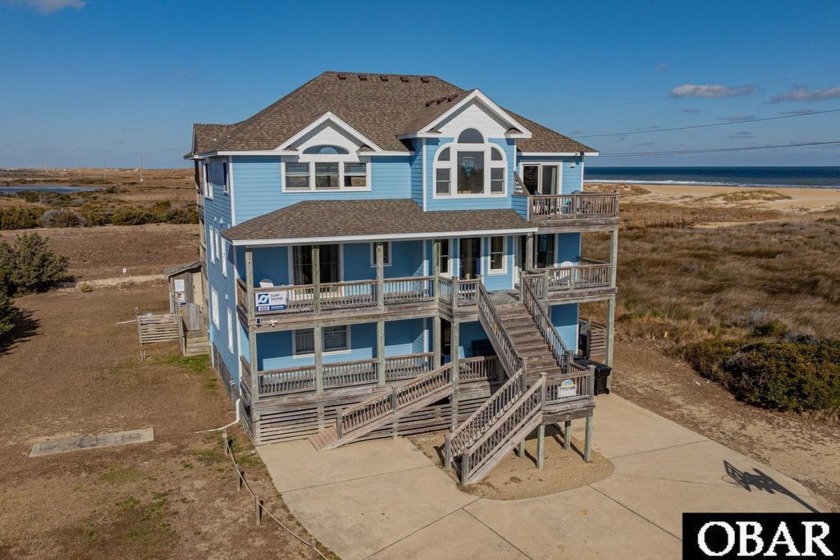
[457,128,483,143]
[302,145,349,155]
[434,137,506,196]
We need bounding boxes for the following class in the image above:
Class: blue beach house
[186,71,619,483]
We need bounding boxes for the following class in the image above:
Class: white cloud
[670,83,754,98]
[8,0,85,14]
[770,85,840,103]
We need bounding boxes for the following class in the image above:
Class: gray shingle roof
[222,199,535,244]
[188,71,594,156]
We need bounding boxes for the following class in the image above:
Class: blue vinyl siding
[257,319,425,371]
[482,235,514,291]
[252,246,289,286]
[203,158,238,384]
[512,192,529,220]
[232,155,412,224]
[410,140,424,208]
[457,321,489,359]
[550,303,579,353]
[555,233,581,264]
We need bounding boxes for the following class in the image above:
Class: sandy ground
[410,426,613,500]
[590,181,840,212]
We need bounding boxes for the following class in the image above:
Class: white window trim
[281,158,372,193]
[487,236,508,275]
[209,227,216,263]
[222,161,230,194]
[221,239,228,277]
[370,241,392,268]
[519,162,565,195]
[292,325,352,358]
[438,238,454,277]
[432,141,507,199]
[203,161,214,199]
[211,288,219,328]
[226,308,233,352]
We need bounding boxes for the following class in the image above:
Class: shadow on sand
[724,460,819,513]
[0,306,39,356]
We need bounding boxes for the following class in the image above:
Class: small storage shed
[163,261,204,330]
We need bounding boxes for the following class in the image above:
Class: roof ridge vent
[337,73,346,80]
[358,74,368,81]
[379,75,389,81]
[420,76,430,83]
[400,76,410,82]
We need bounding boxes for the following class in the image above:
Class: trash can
[573,355,612,395]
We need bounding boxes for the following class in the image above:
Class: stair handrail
[520,275,573,372]
[446,368,526,463]
[336,363,453,439]
[476,282,527,376]
[459,374,546,485]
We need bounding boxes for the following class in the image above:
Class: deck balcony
[527,258,617,304]
[518,192,619,232]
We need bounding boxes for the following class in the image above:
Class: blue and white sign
[255,290,287,312]
[557,378,577,398]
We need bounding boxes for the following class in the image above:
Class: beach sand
[588,182,840,213]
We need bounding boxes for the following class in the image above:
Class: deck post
[432,240,440,303]
[516,439,525,458]
[450,321,460,430]
[444,434,452,471]
[376,242,384,308]
[376,320,386,386]
[584,414,593,462]
[245,248,259,408]
[433,315,442,368]
[537,424,545,470]
[605,297,615,371]
[564,420,571,450]
[525,233,534,271]
[609,228,618,287]
[314,324,323,394]
[312,245,321,313]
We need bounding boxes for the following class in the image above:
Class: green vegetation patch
[682,338,840,412]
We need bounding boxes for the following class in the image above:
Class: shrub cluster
[0,203,198,230]
[682,338,840,412]
[0,232,70,295]
[0,207,45,229]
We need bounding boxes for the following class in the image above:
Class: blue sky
[1,0,839,168]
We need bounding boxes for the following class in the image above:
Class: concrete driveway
[258,395,821,560]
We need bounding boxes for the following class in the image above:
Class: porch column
[245,248,259,407]
[432,239,440,304]
[525,233,535,271]
[376,242,384,308]
[433,315,442,368]
[311,245,321,313]
[605,297,616,372]
[314,325,323,394]
[450,321,460,429]
[609,228,618,287]
[377,320,386,386]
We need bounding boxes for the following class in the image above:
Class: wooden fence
[137,313,183,359]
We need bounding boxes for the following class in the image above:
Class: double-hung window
[344,163,367,188]
[226,308,233,352]
[222,161,230,194]
[203,162,213,198]
[315,163,340,189]
[283,146,368,192]
[209,227,216,263]
[439,239,450,275]
[294,325,349,356]
[285,163,310,190]
[489,236,506,273]
[211,288,219,328]
[221,239,228,277]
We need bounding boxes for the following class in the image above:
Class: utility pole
[103,157,107,180]
[139,152,143,182]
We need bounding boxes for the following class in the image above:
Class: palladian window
[434,129,507,196]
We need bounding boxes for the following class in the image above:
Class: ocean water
[0,185,99,194]
[584,167,840,189]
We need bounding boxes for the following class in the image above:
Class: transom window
[303,145,349,155]
[284,161,368,191]
[294,325,349,355]
[434,129,507,196]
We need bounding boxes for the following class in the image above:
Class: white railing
[529,193,619,220]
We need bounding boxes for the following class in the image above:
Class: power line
[599,139,840,158]
[576,107,840,138]
[554,66,840,114]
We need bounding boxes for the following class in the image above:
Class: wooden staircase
[309,363,454,451]
[183,329,209,356]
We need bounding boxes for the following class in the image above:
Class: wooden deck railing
[545,366,596,408]
[534,259,613,293]
[255,352,470,397]
[520,275,573,372]
[336,363,453,438]
[529,192,619,220]
[477,282,526,376]
[457,375,546,484]
[438,277,480,309]
[446,369,527,461]
[459,355,502,382]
